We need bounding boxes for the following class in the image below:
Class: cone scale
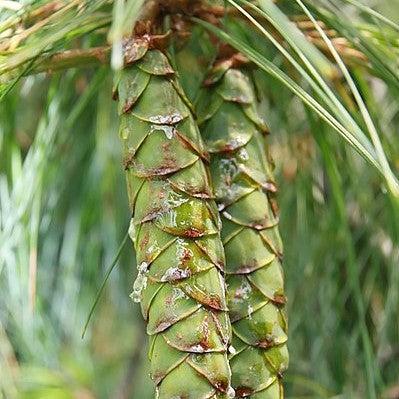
[198,58,289,398]
[115,45,233,399]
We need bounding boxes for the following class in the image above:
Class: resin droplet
[137,261,149,273]
[227,386,236,398]
[148,113,182,124]
[130,262,149,303]
[228,345,237,355]
[150,124,175,139]
[128,218,136,244]
[160,266,190,282]
[237,148,249,161]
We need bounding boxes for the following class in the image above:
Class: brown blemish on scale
[210,311,230,346]
[162,141,171,151]
[153,319,175,333]
[198,315,211,351]
[214,377,229,393]
[151,371,166,386]
[175,130,210,163]
[123,152,135,170]
[249,217,279,230]
[215,260,225,272]
[219,142,241,153]
[230,95,251,105]
[165,268,191,281]
[122,98,138,114]
[187,189,212,199]
[236,259,258,274]
[196,340,212,352]
[206,295,222,310]
[257,337,274,349]
[134,141,180,177]
[140,165,180,177]
[235,386,253,397]
[262,180,278,193]
[259,123,270,135]
[112,87,119,101]
[180,314,213,352]
[139,231,150,250]
[180,247,193,266]
[184,228,203,238]
[140,207,163,223]
[269,197,280,218]
[251,221,269,230]
[273,294,287,306]
[164,292,174,306]
[162,142,179,168]
[169,178,212,199]
[155,141,179,174]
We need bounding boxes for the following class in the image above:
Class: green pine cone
[198,60,289,398]
[115,46,233,399]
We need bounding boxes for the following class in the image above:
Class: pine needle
[81,230,129,339]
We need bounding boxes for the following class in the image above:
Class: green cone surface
[198,62,289,398]
[115,47,233,399]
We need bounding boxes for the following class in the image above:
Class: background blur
[1,0,399,398]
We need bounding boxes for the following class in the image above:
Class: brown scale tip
[214,378,229,393]
[273,294,287,306]
[123,32,171,64]
[217,45,249,65]
[219,143,239,153]
[112,88,119,101]
[123,152,135,170]
[269,198,280,218]
[204,53,250,87]
[122,99,135,114]
[236,258,258,274]
[235,386,253,397]
[257,337,274,349]
[205,295,223,310]
[263,181,278,194]
[185,227,204,238]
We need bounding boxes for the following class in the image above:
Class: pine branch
[33,47,110,74]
